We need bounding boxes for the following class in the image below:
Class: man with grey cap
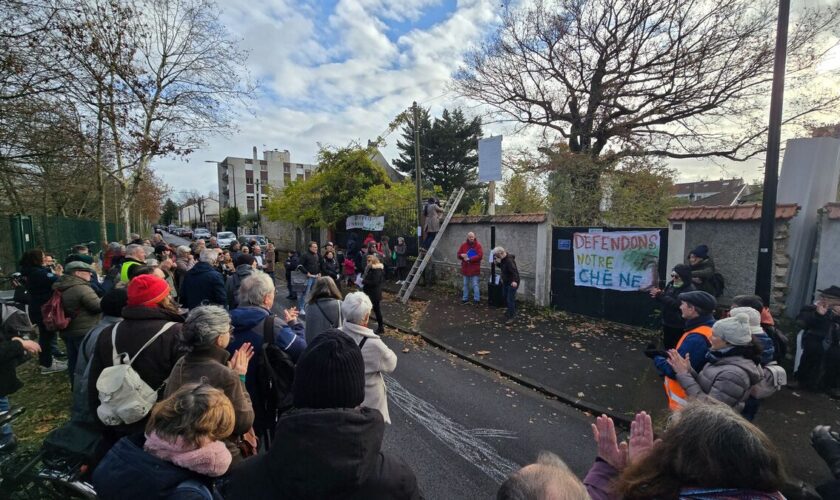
[52,261,102,383]
[648,290,717,410]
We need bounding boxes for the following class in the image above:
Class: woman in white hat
[666,313,763,410]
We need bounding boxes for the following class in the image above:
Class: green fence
[2,215,125,280]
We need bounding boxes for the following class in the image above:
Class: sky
[151,0,839,198]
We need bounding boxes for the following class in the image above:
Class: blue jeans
[0,396,11,436]
[503,283,517,318]
[297,277,316,312]
[462,275,480,302]
[422,232,437,250]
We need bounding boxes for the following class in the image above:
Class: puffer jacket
[340,321,397,424]
[676,347,762,410]
[53,275,102,338]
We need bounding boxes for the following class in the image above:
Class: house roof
[823,202,840,220]
[450,213,548,224]
[668,203,799,221]
[673,178,744,196]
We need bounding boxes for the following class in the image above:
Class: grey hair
[199,249,218,264]
[492,246,506,258]
[108,242,122,252]
[145,258,160,267]
[125,244,145,259]
[342,292,372,325]
[130,233,140,240]
[497,451,589,500]
[238,273,275,307]
[176,245,192,257]
[183,305,231,346]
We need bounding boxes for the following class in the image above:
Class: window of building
[260,171,268,182]
[245,171,253,185]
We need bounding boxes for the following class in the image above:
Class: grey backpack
[96,321,176,426]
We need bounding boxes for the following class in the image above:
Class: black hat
[101,288,128,317]
[819,286,840,299]
[234,254,255,267]
[292,329,365,410]
[678,290,717,314]
[689,245,709,259]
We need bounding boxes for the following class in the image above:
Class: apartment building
[216,147,317,215]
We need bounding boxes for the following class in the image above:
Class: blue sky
[153,0,504,197]
[152,0,839,197]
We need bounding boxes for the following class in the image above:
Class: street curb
[383,318,634,429]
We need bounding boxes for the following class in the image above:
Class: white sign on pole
[478,136,503,182]
[346,215,385,231]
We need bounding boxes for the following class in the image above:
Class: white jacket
[340,321,398,423]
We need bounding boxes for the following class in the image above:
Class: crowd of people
[3,233,840,499]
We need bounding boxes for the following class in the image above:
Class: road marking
[385,374,520,484]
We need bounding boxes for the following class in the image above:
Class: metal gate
[550,227,669,328]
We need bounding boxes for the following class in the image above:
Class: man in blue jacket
[227,273,306,441]
[179,249,227,310]
[647,290,716,410]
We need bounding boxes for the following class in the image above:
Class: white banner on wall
[572,230,661,291]
[346,215,385,231]
[478,136,503,182]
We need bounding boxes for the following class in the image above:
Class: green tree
[394,106,483,209]
[265,146,392,227]
[220,206,240,230]
[159,198,179,226]
[499,172,546,214]
[601,158,679,227]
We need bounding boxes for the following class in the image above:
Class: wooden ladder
[397,187,465,304]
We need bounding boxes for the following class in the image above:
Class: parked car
[193,228,211,240]
[180,227,193,239]
[217,231,237,249]
[238,234,269,247]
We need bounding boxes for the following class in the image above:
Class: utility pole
[413,102,423,256]
[255,179,261,233]
[755,0,790,307]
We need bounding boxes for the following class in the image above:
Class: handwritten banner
[573,231,661,291]
[346,215,385,231]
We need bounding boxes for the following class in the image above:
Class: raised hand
[284,307,299,323]
[628,411,657,463]
[666,349,690,374]
[228,342,254,376]
[591,414,628,470]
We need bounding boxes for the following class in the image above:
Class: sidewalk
[379,282,840,485]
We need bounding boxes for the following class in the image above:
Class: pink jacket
[144,431,232,477]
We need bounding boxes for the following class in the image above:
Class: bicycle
[0,408,97,499]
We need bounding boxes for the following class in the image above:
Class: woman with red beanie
[86,274,186,450]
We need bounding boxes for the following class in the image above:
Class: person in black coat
[0,316,41,452]
[649,264,696,349]
[320,250,340,284]
[362,255,386,334]
[796,286,840,396]
[220,330,421,500]
[179,250,227,310]
[19,249,64,371]
[493,247,520,324]
[284,250,300,300]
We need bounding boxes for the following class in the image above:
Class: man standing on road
[458,232,483,304]
[252,245,265,270]
[298,241,322,315]
[647,290,716,411]
[179,249,227,310]
[493,247,519,324]
[119,244,147,283]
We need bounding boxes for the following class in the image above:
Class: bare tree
[454,0,840,161]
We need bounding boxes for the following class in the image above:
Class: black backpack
[258,314,296,447]
[710,272,725,298]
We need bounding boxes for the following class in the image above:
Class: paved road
[162,232,601,498]
[270,294,599,500]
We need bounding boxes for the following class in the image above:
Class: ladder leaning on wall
[397,187,465,304]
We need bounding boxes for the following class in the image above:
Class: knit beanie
[729,307,763,335]
[292,329,365,410]
[690,245,709,259]
[678,290,717,315]
[234,254,255,267]
[127,274,171,307]
[713,313,753,346]
[101,288,129,317]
